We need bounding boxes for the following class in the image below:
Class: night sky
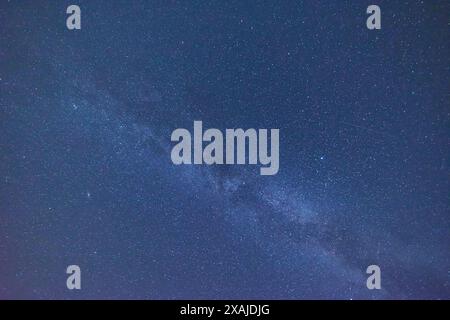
[0,1,449,299]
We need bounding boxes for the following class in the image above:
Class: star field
[0,1,449,299]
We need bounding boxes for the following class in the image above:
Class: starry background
[0,1,449,299]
